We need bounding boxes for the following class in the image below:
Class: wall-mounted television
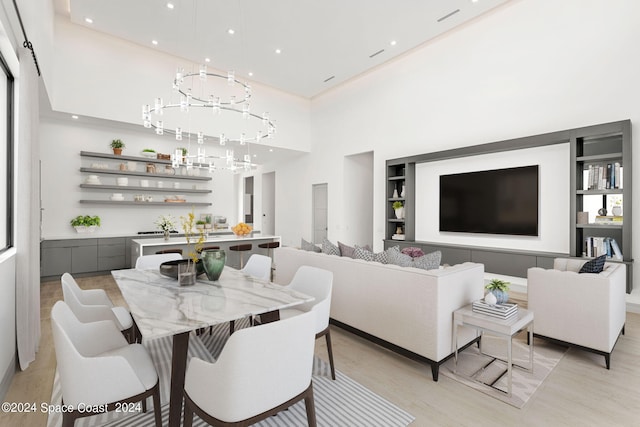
[439,165,539,236]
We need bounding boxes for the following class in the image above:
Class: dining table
[111,266,315,427]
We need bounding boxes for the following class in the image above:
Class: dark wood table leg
[258,310,280,324]
[169,331,190,427]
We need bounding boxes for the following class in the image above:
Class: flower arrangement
[155,214,176,232]
[231,222,253,236]
[181,210,206,263]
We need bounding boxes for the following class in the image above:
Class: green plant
[392,201,404,210]
[110,139,125,149]
[70,215,101,227]
[485,279,510,292]
[155,214,176,232]
[142,148,156,153]
[177,147,188,156]
[196,220,206,225]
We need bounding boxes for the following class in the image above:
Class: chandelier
[142,65,277,172]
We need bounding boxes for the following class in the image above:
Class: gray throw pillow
[389,249,414,267]
[338,241,356,258]
[301,238,321,252]
[353,245,375,261]
[322,238,340,256]
[412,251,442,270]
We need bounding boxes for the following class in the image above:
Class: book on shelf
[594,215,623,225]
[472,300,518,319]
[584,236,623,260]
[391,234,405,240]
[585,163,623,190]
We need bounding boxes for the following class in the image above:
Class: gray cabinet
[98,237,127,271]
[41,239,97,277]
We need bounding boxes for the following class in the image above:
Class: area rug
[47,319,415,426]
[441,334,567,408]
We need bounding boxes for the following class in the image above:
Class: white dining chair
[183,310,317,427]
[135,253,182,270]
[51,300,162,427]
[241,254,272,281]
[279,266,336,380]
[61,272,136,343]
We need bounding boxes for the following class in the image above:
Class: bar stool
[258,241,280,281]
[156,248,183,255]
[199,246,220,253]
[229,244,252,269]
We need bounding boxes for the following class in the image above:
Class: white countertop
[131,234,279,247]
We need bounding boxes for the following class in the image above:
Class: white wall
[289,0,640,293]
[415,144,570,252]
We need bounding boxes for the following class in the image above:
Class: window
[0,53,13,252]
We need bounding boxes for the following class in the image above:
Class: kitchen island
[131,234,280,269]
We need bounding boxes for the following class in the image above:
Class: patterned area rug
[47,319,415,426]
[441,333,567,408]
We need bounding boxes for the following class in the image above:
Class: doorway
[261,172,275,235]
[312,183,328,244]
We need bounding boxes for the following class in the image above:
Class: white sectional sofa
[273,246,485,381]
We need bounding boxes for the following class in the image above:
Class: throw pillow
[301,238,321,252]
[338,241,356,258]
[412,251,442,270]
[388,249,414,267]
[353,245,375,261]
[579,255,606,273]
[374,246,397,264]
[401,247,425,258]
[322,238,341,256]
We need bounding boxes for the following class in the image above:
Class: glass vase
[202,249,226,282]
[178,261,196,286]
[163,230,170,241]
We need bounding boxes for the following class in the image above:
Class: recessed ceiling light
[84,17,93,24]
[269,148,273,152]
[248,71,253,77]
[71,115,79,119]
[166,2,175,9]
[152,40,158,45]
[275,49,282,54]
[390,40,397,46]
[227,28,235,35]
[204,57,211,63]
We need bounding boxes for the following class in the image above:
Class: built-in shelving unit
[79,151,213,206]
[385,162,414,241]
[570,120,632,291]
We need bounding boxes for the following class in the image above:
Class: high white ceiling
[61,0,511,99]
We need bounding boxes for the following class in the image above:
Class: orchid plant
[155,214,176,232]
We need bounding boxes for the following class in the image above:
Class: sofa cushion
[322,238,340,256]
[301,238,321,252]
[413,251,442,270]
[353,245,374,261]
[579,255,607,273]
[401,247,425,258]
[338,241,355,258]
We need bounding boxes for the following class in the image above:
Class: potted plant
[70,215,101,233]
[485,279,510,304]
[392,201,404,219]
[155,214,176,240]
[204,214,213,229]
[110,139,125,155]
[196,220,206,230]
[141,148,156,158]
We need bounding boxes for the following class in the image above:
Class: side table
[452,303,534,396]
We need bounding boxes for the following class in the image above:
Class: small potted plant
[195,220,206,230]
[485,279,510,304]
[141,148,156,158]
[70,215,101,233]
[392,201,404,219]
[110,139,125,155]
[204,215,213,229]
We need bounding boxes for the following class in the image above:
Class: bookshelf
[570,120,632,291]
[385,162,414,241]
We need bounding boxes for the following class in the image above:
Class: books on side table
[472,300,518,319]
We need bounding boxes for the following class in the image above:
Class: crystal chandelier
[142,65,276,172]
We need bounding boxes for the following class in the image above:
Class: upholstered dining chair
[279,266,336,380]
[61,272,137,343]
[51,301,162,427]
[183,310,317,427]
[241,254,272,281]
[135,252,182,270]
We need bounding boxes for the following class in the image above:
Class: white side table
[452,304,534,396]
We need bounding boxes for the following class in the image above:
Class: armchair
[527,258,626,369]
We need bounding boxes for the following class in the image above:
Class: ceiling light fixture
[151,40,158,45]
[227,28,235,35]
[84,17,93,24]
[390,40,397,46]
[142,66,277,173]
[275,49,282,54]
[166,3,175,9]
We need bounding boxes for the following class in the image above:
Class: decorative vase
[395,207,405,219]
[202,249,226,282]
[178,261,196,286]
[491,289,509,304]
[612,205,622,216]
[163,230,170,241]
[484,292,497,305]
[400,185,406,198]
[392,188,399,198]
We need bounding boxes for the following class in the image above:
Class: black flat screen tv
[439,165,539,236]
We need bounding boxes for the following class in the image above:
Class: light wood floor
[1,277,639,426]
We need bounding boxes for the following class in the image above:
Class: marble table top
[111,267,313,340]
